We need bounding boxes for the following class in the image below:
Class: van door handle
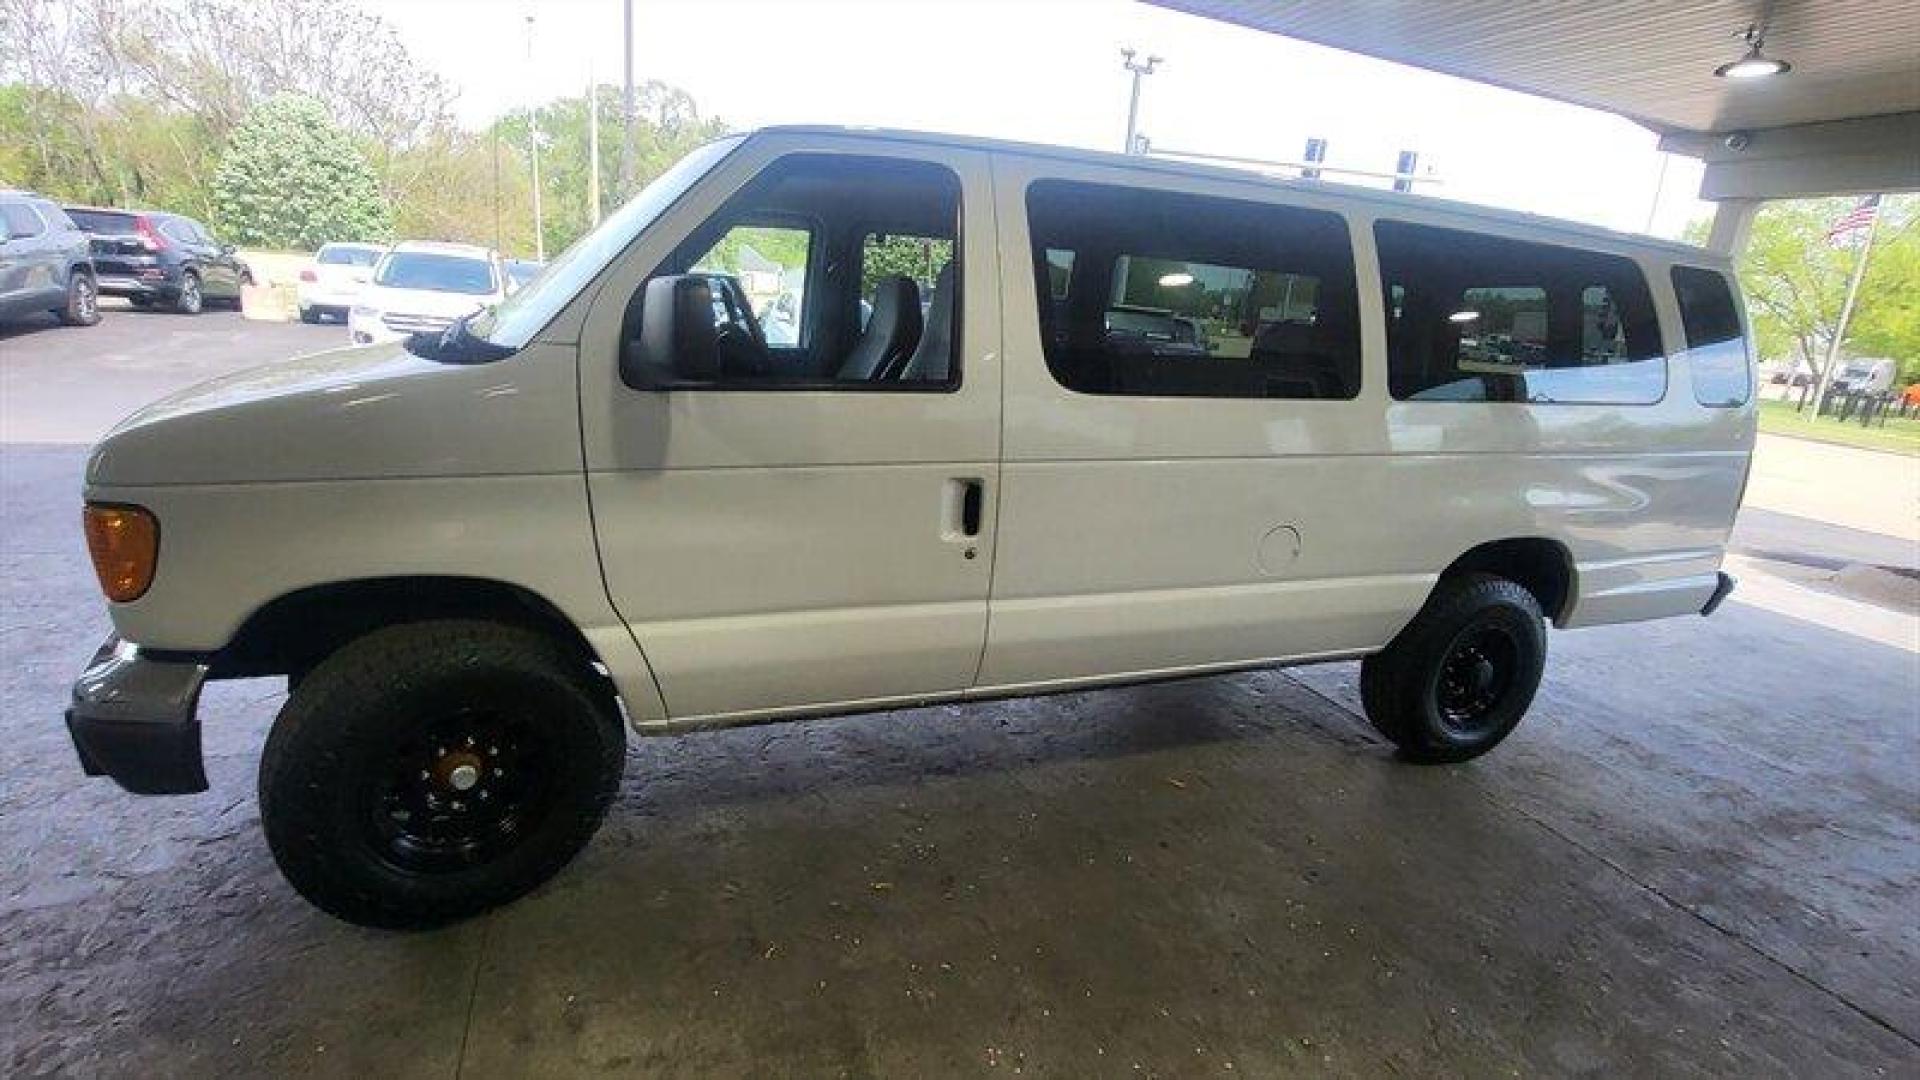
[948,478,983,539]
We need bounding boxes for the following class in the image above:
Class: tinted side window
[1027,180,1360,400]
[1376,221,1665,404]
[1671,266,1751,406]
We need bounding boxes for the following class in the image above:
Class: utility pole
[525,14,545,261]
[1120,48,1161,155]
[619,0,635,198]
[1810,198,1883,415]
[587,64,602,226]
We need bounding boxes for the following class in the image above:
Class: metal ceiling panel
[1148,0,1920,136]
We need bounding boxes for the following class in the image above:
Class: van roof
[751,125,1723,264]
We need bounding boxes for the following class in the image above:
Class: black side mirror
[621,275,719,389]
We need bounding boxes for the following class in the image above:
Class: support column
[1704,197,1762,258]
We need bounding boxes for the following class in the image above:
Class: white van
[67,128,1755,928]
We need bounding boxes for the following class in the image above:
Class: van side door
[980,157,1409,687]
[576,135,1001,721]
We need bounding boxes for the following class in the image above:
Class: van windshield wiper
[405,312,516,365]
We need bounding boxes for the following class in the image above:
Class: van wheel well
[213,577,605,686]
[1439,539,1574,625]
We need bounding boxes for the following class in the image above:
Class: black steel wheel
[260,620,624,929]
[366,707,556,874]
[1360,573,1546,763]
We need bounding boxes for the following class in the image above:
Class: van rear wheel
[1360,573,1546,763]
[258,620,624,929]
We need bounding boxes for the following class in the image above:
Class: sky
[374,0,1712,240]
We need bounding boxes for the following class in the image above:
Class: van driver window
[639,154,963,388]
[1377,221,1666,404]
[694,225,813,348]
[1026,179,1360,400]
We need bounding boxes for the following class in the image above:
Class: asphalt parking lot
[2,308,1917,1077]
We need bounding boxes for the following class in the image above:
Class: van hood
[85,338,571,488]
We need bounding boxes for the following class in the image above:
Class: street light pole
[619,0,635,198]
[586,63,601,226]
[525,14,545,261]
[1120,48,1161,155]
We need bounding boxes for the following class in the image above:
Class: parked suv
[0,190,100,326]
[64,128,1754,929]
[64,207,250,314]
[347,240,509,344]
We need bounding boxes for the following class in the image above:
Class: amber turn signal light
[83,504,159,602]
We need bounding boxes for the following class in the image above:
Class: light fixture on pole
[1715,25,1790,78]
[1120,48,1162,155]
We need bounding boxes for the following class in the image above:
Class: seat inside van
[658,154,961,386]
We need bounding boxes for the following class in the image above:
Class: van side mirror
[621,275,719,389]
[620,273,764,389]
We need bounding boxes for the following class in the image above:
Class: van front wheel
[1360,573,1546,763]
[258,620,624,929]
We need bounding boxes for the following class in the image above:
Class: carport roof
[1146,0,1920,139]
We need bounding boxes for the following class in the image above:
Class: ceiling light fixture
[1448,310,1481,323]
[1715,25,1790,78]
[1158,272,1195,287]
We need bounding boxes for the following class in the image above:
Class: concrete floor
[3,312,1918,1077]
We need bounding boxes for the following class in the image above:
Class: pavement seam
[1492,791,1920,1051]
[1278,668,1920,1053]
[452,915,493,1080]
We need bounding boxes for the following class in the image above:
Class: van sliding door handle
[955,479,983,538]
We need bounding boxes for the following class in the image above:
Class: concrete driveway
[2,309,1916,1077]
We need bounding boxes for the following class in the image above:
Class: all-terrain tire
[1360,573,1546,763]
[258,619,625,929]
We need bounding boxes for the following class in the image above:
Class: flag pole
[1809,198,1882,415]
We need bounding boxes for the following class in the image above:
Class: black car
[64,207,251,314]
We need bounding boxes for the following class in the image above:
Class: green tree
[211,93,391,249]
[861,234,952,297]
[1847,224,1920,383]
[1691,196,1920,386]
[495,81,727,258]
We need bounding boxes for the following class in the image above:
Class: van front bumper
[66,636,209,795]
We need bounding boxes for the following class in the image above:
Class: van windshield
[470,135,744,349]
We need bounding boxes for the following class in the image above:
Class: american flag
[1825,195,1881,242]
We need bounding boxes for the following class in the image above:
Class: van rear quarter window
[1025,179,1360,400]
[1671,266,1752,407]
[1376,221,1666,405]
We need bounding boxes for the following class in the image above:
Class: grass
[1757,397,1920,456]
